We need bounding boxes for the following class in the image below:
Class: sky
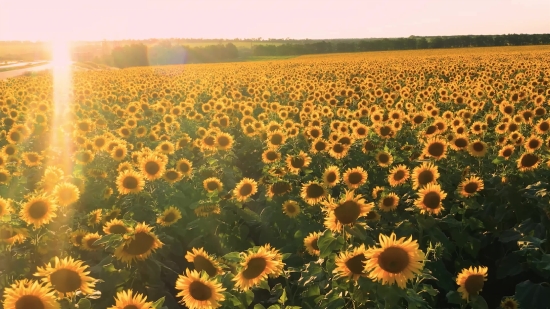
[0,0,549,41]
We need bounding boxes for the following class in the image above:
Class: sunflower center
[163,212,177,223]
[27,154,39,162]
[393,170,405,181]
[378,246,410,274]
[15,295,45,309]
[521,153,539,167]
[326,172,337,183]
[345,253,367,275]
[417,170,434,186]
[378,154,390,164]
[266,151,278,161]
[427,142,445,157]
[334,200,361,224]
[528,139,540,149]
[423,192,441,209]
[178,162,190,173]
[189,280,213,301]
[115,149,124,157]
[124,232,155,255]
[426,126,437,135]
[272,182,291,195]
[463,182,478,194]
[0,228,16,239]
[144,161,160,175]
[242,257,267,280]
[290,157,305,169]
[379,126,392,137]
[59,189,74,201]
[540,122,549,131]
[306,184,325,198]
[204,136,216,146]
[50,268,82,293]
[0,173,8,182]
[123,176,139,189]
[382,197,394,207]
[74,235,84,245]
[193,255,218,277]
[315,141,327,151]
[206,181,219,191]
[454,138,468,148]
[364,141,375,151]
[239,183,253,197]
[109,224,128,234]
[472,142,485,152]
[285,203,297,213]
[348,172,364,185]
[165,171,179,180]
[218,136,231,147]
[28,201,48,219]
[464,274,485,295]
[333,143,345,153]
[311,238,319,250]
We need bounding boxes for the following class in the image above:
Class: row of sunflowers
[1,46,550,308]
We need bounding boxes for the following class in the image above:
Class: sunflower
[0,224,27,245]
[388,165,410,187]
[233,245,284,291]
[87,209,102,226]
[81,232,103,251]
[139,155,166,181]
[261,149,281,164]
[185,248,223,277]
[116,170,145,195]
[285,151,311,174]
[216,132,234,150]
[449,135,469,151]
[176,158,193,177]
[52,182,80,207]
[34,256,95,297]
[334,245,369,281]
[266,181,291,198]
[304,232,321,256]
[300,181,327,206]
[203,177,223,193]
[458,176,484,198]
[2,280,60,309]
[163,169,183,184]
[282,200,300,218]
[328,142,350,159]
[517,152,541,172]
[103,219,131,235]
[0,169,11,185]
[379,193,399,212]
[0,197,11,216]
[456,266,488,300]
[322,190,374,232]
[376,151,394,167]
[74,150,94,165]
[22,152,43,167]
[467,140,488,157]
[498,145,515,160]
[157,206,182,226]
[110,145,128,161]
[70,229,87,247]
[322,165,340,188]
[364,233,425,289]
[114,223,163,263]
[194,204,221,217]
[233,178,258,202]
[524,135,543,153]
[310,138,328,154]
[108,289,153,309]
[415,183,447,215]
[412,162,440,190]
[422,137,448,160]
[500,297,519,309]
[20,195,57,229]
[267,130,287,148]
[175,269,226,309]
[341,163,365,185]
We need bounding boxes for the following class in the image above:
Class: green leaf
[470,295,488,309]
[326,298,345,309]
[282,253,292,260]
[254,305,267,309]
[515,280,550,309]
[267,305,281,309]
[278,288,287,305]
[76,298,91,309]
[92,234,122,247]
[151,297,165,309]
[317,230,344,258]
[446,291,463,305]
[222,252,242,263]
[259,280,270,291]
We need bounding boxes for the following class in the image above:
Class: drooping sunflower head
[364,233,425,289]
[0,224,27,245]
[185,248,223,277]
[87,209,102,226]
[0,197,11,216]
[114,223,163,264]
[500,297,519,309]
[156,206,182,226]
[175,269,226,309]
[70,229,87,247]
[267,181,292,198]
[334,245,368,281]
[81,232,103,251]
[34,256,96,297]
[456,266,488,300]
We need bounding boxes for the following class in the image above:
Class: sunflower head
[175,269,226,309]
[456,266,488,300]
[156,206,182,226]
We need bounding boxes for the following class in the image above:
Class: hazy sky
[0,0,548,41]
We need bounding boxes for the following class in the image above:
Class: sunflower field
[1,46,550,309]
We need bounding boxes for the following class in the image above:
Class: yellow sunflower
[266,181,292,198]
[379,193,399,212]
[156,206,182,226]
[34,256,96,297]
[467,140,488,157]
[498,145,515,160]
[304,232,321,256]
[517,152,541,172]
[322,190,374,232]
[364,233,425,289]
[0,197,11,216]
[103,219,131,235]
[412,162,440,190]
[81,232,103,251]
[0,169,11,185]
[20,195,57,229]
[87,209,102,226]
[22,151,43,167]
[458,176,484,198]
[285,151,311,174]
[414,183,447,215]
[203,177,223,193]
[456,266,488,300]
[376,151,394,167]
[2,280,60,309]
[300,181,327,206]
[116,170,145,195]
[233,245,284,291]
[422,137,448,160]
[500,297,519,309]
[0,224,27,245]
[114,223,163,263]
[108,289,153,309]
[139,155,166,181]
[388,165,410,187]
[52,182,80,207]
[185,247,223,277]
[322,165,340,187]
[343,166,368,189]
[70,229,88,247]
[233,178,258,202]
[282,200,301,218]
[334,245,369,281]
[175,269,226,309]
[261,149,281,164]
[163,169,183,184]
